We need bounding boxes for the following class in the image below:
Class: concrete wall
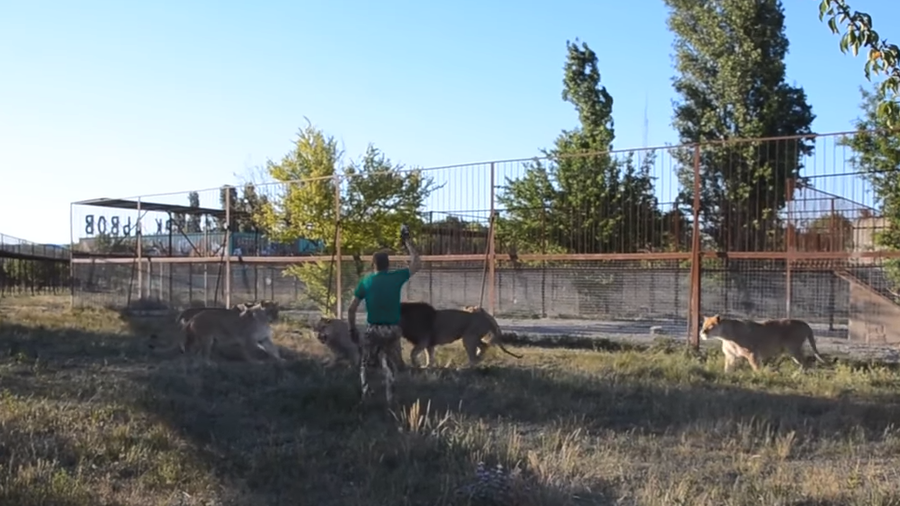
[76,261,900,344]
[848,280,900,344]
[73,262,857,328]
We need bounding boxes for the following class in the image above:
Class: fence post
[203,226,209,306]
[69,202,75,309]
[785,178,795,319]
[541,205,547,318]
[688,143,703,349]
[829,198,836,330]
[224,187,232,309]
[488,162,496,315]
[137,197,143,302]
[428,210,434,305]
[334,175,343,318]
[167,231,174,308]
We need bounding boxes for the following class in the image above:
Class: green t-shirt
[354,268,411,325]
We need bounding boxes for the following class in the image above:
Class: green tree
[819,1,900,126]
[237,183,269,233]
[341,145,438,264]
[169,211,186,236]
[497,39,666,256]
[186,191,202,233]
[217,186,238,232]
[667,0,816,252]
[841,84,900,289]
[216,184,269,233]
[257,120,437,314]
[423,215,489,255]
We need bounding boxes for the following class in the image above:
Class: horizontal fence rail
[68,130,900,349]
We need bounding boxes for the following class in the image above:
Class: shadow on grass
[441,365,900,436]
[0,417,123,506]
[5,307,900,505]
[0,319,609,505]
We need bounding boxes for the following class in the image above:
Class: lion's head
[699,314,730,341]
[236,300,280,322]
[312,317,334,344]
[311,316,360,364]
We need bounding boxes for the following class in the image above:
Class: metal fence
[69,130,900,346]
[0,233,71,296]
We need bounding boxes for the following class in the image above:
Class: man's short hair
[372,251,390,272]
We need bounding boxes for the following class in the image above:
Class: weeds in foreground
[1,296,900,505]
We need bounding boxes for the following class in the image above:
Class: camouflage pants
[359,323,404,403]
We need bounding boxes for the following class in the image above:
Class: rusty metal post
[830,198,837,251]
[488,162,496,315]
[688,144,702,349]
[673,208,681,251]
[69,202,75,308]
[541,205,547,318]
[224,187,232,308]
[428,210,434,305]
[334,175,342,317]
[829,197,837,330]
[673,209,681,311]
[203,225,209,306]
[167,215,173,307]
[137,197,143,302]
[785,178,795,319]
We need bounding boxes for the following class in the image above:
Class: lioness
[176,300,279,328]
[400,302,523,368]
[312,316,361,365]
[700,314,827,372]
[241,299,280,322]
[153,303,282,363]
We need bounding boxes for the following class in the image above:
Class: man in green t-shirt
[347,233,420,403]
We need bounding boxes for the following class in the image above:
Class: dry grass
[2,295,900,505]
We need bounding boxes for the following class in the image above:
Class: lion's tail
[484,310,524,359]
[805,326,827,364]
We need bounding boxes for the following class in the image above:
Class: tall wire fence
[68,130,900,346]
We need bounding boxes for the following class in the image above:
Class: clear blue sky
[1,0,898,244]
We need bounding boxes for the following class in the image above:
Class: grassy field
[2,296,900,505]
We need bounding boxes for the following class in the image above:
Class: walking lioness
[152,303,282,363]
[699,314,827,372]
[175,300,279,328]
[400,302,523,368]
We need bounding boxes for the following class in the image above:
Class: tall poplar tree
[497,39,668,255]
[666,0,816,252]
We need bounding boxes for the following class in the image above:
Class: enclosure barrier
[0,232,70,296]
[69,130,900,347]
